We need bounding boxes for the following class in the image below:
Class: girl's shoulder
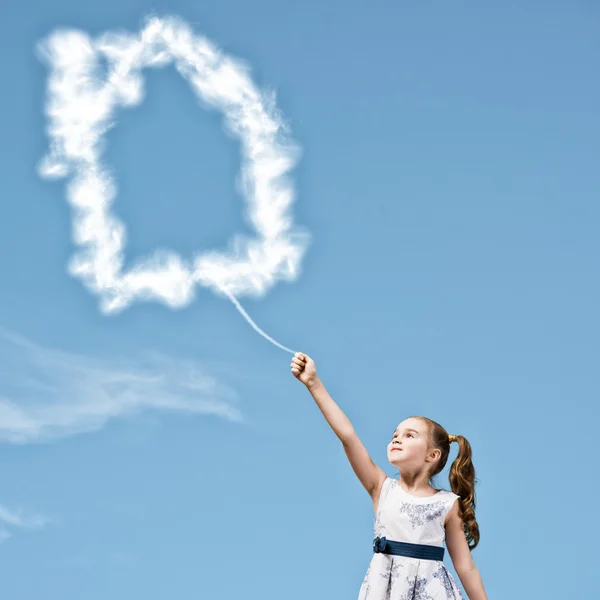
[437,488,461,505]
[440,489,460,500]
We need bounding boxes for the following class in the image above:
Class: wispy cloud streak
[37,15,309,317]
[0,505,48,542]
[0,332,242,444]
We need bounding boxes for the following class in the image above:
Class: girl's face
[387,417,431,469]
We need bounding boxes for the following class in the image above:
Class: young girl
[291,353,488,600]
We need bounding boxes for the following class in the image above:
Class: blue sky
[0,0,598,598]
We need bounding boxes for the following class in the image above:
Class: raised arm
[291,353,386,499]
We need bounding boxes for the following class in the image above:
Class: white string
[219,288,296,355]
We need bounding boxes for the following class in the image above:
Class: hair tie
[448,434,457,443]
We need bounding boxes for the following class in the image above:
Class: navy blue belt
[373,537,444,561]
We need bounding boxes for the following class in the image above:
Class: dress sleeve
[443,492,460,524]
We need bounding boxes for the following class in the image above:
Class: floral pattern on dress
[432,563,456,599]
[374,511,385,537]
[402,574,436,600]
[360,561,373,600]
[389,559,408,595]
[399,501,446,529]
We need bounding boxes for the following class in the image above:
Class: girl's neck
[398,473,435,495]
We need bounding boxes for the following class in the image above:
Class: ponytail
[449,434,480,550]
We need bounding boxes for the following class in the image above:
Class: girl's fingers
[291,352,309,378]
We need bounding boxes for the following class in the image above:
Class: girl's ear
[427,447,441,463]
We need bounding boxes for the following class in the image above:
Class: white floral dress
[358,477,465,600]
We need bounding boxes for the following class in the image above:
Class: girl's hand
[290,352,318,387]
